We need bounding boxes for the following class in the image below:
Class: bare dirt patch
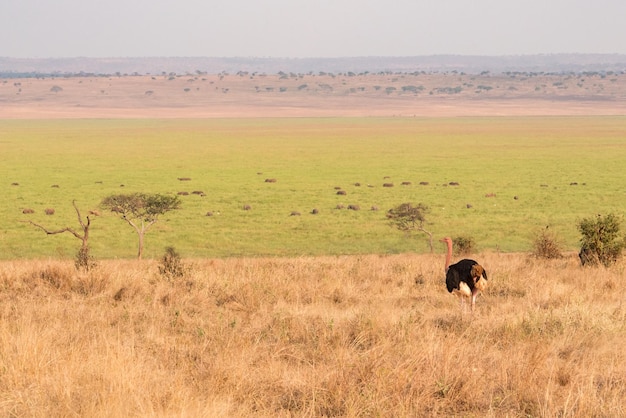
[2,72,625,118]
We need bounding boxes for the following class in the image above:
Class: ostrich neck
[444,240,452,272]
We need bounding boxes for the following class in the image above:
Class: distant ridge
[2,54,626,76]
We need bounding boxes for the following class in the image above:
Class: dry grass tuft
[0,253,625,416]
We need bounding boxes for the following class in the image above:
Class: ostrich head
[470,264,486,282]
[439,237,452,245]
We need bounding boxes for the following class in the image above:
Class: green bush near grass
[578,213,625,266]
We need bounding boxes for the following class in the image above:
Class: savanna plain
[1,72,626,417]
[3,117,626,259]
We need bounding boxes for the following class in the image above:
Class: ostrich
[441,237,488,312]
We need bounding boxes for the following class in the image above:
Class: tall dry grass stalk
[0,253,624,417]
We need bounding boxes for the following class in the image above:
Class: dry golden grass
[0,253,625,417]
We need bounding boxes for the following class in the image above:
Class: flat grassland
[2,71,626,118]
[0,255,624,416]
[2,116,626,259]
[1,72,626,417]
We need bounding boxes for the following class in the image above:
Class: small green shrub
[452,235,476,256]
[531,227,563,259]
[159,246,186,279]
[577,213,625,266]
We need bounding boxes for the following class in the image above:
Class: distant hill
[1,54,626,77]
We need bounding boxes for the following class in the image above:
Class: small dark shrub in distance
[75,246,97,271]
[453,235,475,256]
[159,246,186,279]
[532,227,563,259]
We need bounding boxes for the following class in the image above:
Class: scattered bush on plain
[452,235,476,256]
[75,246,98,272]
[577,213,625,266]
[531,226,563,259]
[158,246,186,279]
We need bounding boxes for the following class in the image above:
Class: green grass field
[2,116,626,259]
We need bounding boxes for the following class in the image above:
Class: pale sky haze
[2,0,626,58]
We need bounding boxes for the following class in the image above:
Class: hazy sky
[3,0,626,58]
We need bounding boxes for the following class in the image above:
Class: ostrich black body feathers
[441,236,488,311]
[445,259,488,294]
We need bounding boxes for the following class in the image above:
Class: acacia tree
[101,193,180,259]
[386,202,434,252]
[24,200,97,270]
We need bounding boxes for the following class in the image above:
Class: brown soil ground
[2,72,625,118]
